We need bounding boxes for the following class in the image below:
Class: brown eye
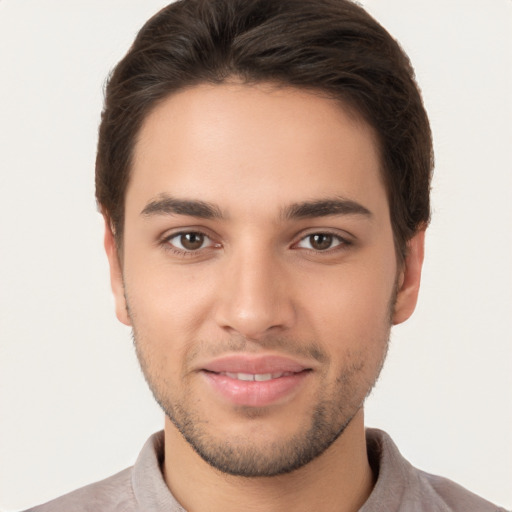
[166,232,213,252]
[180,233,205,250]
[296,233,346,252]
[309,234,333,251]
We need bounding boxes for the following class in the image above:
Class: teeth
[237,372,255,381]
[223,372,289,381]
[254,373,274,382]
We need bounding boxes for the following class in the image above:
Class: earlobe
[103,216,131,326]
[392,230,426,325]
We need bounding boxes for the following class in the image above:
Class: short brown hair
[96,0,433,260]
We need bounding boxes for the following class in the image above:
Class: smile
[220,372,295,382]
[202,369,311,408]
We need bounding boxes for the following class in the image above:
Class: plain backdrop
[0,1,511,510]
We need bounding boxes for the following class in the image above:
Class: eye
[296,233,347,251]
[165,231,216,252]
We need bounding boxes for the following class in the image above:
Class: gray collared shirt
[25,429,509,512]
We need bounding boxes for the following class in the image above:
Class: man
[23,0,508,511]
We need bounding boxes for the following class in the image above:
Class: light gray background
[0,1,511,510]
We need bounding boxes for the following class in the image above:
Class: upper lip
[199,354,313,374]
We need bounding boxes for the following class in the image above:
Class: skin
[105,82,424,512]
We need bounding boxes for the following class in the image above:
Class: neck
[163,409,374,512]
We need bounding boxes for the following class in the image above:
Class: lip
[199,354,313,407]
[201,354,311,374]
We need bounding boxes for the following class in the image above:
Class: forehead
[127,82,386,218]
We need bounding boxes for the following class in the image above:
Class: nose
[214,246,296,340]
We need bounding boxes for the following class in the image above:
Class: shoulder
[416,470,509,512]
[364,428,509,512]
[23,431,173,512]
[23,467,136,512]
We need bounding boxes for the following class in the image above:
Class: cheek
[296,265,395,385]
[306,269,394,396]
[123,256,217,340]
[303,260,396,333]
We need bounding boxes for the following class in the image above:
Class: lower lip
[202,371,310,407]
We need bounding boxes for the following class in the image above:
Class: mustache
[182,334,329,365]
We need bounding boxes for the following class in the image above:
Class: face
[105,82,423,477]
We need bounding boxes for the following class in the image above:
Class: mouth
[201,354,312,374]
[214,371,299,382]
[199,355,313,407]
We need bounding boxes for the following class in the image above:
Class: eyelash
[161,231,219,257]
[160,230,353,257]
[294,232,352,253]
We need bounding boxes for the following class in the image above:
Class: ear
[392,230,425,325]
[103,216,131,326]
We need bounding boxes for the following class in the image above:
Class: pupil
[181,233,204,250]
[311,234,332,250]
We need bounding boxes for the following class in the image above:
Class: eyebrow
[140,195,371,221]
[282,198,372,220]
[141,195,224,219]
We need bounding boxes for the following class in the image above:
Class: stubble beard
[127,278,396,478]
[131,327,390,478]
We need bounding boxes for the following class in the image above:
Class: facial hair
[125,269,398,477]
[130,325,391,478]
